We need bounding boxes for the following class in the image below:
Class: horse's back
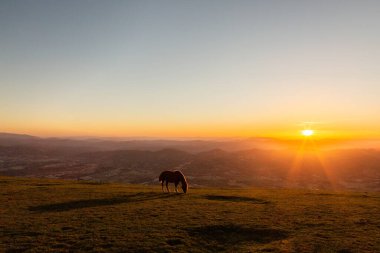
[159,170,173,181]
[159,170,185,182]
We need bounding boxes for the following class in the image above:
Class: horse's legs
[161,181,164,192]
[175,181,179,193]
[166,181,170,193]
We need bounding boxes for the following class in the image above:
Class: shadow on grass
[2,229,42,237]
[203,195,270,204]
[29,192,178,213]
[0,180,10,185]
[187,224,288,249]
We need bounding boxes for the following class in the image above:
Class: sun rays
[285,129,339,190]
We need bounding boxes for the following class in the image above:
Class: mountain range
[0,132,379,191]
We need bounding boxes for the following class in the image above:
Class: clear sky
[1,0,379,139]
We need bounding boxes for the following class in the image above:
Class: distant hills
[0,132,379,190]
[0,132,281,153]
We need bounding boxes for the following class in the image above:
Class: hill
[1,176,379,252]
[1,143,380,190]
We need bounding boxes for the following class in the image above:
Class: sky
[1,0,379,140]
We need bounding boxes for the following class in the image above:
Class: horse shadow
[203,195,270,204]
[28,192,174,213]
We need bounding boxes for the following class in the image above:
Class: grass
[1,177,379,252]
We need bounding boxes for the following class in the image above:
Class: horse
[159,170,188,193]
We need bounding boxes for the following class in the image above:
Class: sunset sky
[1,1,379,140]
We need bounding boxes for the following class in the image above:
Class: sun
[301,129,314,137]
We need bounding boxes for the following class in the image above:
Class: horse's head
[182,181,188,193]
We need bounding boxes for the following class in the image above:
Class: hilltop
[1,176,379,252]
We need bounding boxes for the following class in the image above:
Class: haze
[1,1,379,142]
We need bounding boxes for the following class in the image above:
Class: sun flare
[301,129,314,137]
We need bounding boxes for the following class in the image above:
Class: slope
[1,177,379,252]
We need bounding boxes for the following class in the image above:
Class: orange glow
[2,117,380,149]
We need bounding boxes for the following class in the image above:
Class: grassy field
[1,176,379,252]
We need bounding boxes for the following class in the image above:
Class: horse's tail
[159,171,167,182]
[159,172,164,182]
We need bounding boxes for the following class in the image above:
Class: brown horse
[159,170,188,193]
